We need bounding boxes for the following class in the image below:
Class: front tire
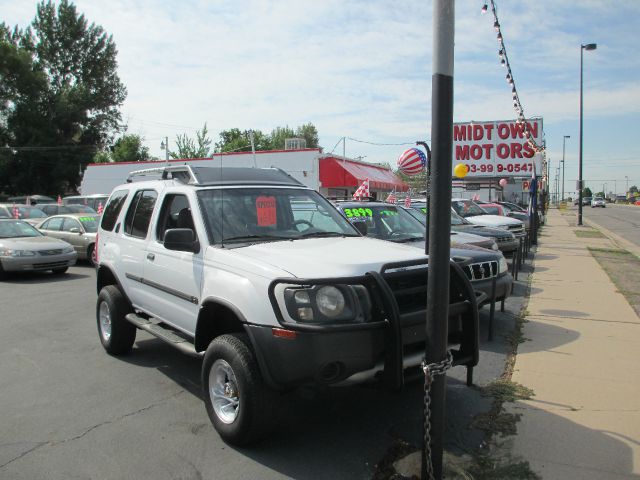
[202,333,278,445]
[88,244,97,266]
[96,285,136,355]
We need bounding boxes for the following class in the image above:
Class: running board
[125,313,201,357]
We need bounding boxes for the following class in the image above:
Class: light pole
[556,167,560,205]
[160,136,170,166]
[561,135,570,202]
[578,43,597,225]
[626,175,629,195]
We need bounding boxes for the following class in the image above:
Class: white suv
[95,166,480,445]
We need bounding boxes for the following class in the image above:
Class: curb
[583,217,640,259]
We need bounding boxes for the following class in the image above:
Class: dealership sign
[452,118,543,177]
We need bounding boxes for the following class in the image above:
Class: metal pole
[165,136,169,167]
[424,2,454,478]
[578,46,584,224]
[562,135,569,202]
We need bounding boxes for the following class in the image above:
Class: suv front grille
[463,261,498,281]
[383,268,428,316]
[507,224,524,236]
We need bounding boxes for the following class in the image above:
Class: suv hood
[233,236,426,278]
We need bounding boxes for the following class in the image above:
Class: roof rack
[127,165,197,184]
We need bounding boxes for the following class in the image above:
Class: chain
[422,350,454,480]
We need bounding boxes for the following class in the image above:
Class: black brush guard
[267,259,481,390]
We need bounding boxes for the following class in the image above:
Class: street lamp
[578,43,597,225]
[561,135,570,202]
[626,175,629,195]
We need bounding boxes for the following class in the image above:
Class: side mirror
[353,221,368,236]
[70,227,81,234]
[164,228,200,253]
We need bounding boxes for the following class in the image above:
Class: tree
[630,185,638,195]
[582,187,592,198]
[0,1,126,195]
[214,123,319,153]
[92,133,149,163]
[171,123,213,158]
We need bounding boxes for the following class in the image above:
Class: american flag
[352,179,370,200]
[397,148,427,176]
[57,195,62,205]
[12,204,20,219]
[385,192,397,204]
[404,196,411,208]
[97,202,104,215]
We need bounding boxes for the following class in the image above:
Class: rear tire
[88,244,97,266]
[52,267,68,274]
[202,333,278,445]
[96,285,136,355]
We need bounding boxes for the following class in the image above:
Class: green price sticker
[343,207,372,218]
[380,210,399,217]
[78,216,95,222]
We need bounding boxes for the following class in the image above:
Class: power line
[347,137,417,146]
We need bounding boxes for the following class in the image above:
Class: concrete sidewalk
[508,209,640,479]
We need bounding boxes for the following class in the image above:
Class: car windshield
[0,220,43,238]
[480,205,501,215]
[77,215,99,233]
[342,204,424,242]
[17,206,47,219]
[451,200,487,217]
[0,208,10,218]
[67,205,97,214]
[451,210,468,225]
[197,188,359,246]
[405,207,426,225]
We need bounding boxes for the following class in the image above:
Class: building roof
[319,156,408,191]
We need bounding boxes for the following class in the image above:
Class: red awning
[320,156,408,191]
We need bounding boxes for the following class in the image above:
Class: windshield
[67,205,97,214]
[197,188,359,246]
[17,207,47,219]
[77,215,99,233]
[342,204,424,242]
[451,200,487,217]
[480,205,501,215]
[405,207,426,225]
[451,210,468,225]
[0,220,43,238]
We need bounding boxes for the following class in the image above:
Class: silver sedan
[37,214,99,264]
[0,219,77,277]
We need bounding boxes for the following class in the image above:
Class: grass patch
[574,229,605,238]
[588,247,640,318]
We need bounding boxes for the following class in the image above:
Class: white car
[451,199,525,237]
[95,165,481,445]
[591,197,606,208]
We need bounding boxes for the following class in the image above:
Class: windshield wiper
[394,236,424,243]
[298,231,358,239]
[223,234,291,244]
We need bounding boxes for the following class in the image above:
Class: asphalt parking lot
[0,258,531,479]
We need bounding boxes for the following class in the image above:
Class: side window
[44,217,64,231]
[156,194,192,242]
[62,218,82,232]
[101,190,129,231]
[124,190,158,239]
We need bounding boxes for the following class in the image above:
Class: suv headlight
[284,284,371,324]
[498,256,508,274]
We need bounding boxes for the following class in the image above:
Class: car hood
[230,236,426,278]
[451,231,494,245]
[452,224,513,238]
[464,214,522,228]
[0,235,72,250]
[399,238,500,261]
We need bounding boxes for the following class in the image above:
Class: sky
[2,0,640,196]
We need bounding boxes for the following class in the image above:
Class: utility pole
[249,130,257,168]
[561,135,570,202]
[160,136,169,167]
[424,1,454,478]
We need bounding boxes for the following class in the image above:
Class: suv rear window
[100,190,129,232]
[124,190,158,238]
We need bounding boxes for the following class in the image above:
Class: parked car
[37,213,99,264]
[582,196,592,206]
[95,165,480,445]
[63,194,109,211]
[477,201,531,231]
[408,201,519,253]
[591,197,606,208]
[0,204,48,226]
[398,204,499,251]
[0,219,77,277]
[451,198,525,238]
[38,204,77,216]
[7,194,55,205]
[333,200,512,306]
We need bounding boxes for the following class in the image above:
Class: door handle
[147,253,155,261]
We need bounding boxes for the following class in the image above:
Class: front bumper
[0,252,77,272]
[251,260,481,390]
[471,272,512,305]
[496,237,519,252]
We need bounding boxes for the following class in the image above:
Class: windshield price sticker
[78,216,95,222]
[343,207,372,218]
[256,196,277,226]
